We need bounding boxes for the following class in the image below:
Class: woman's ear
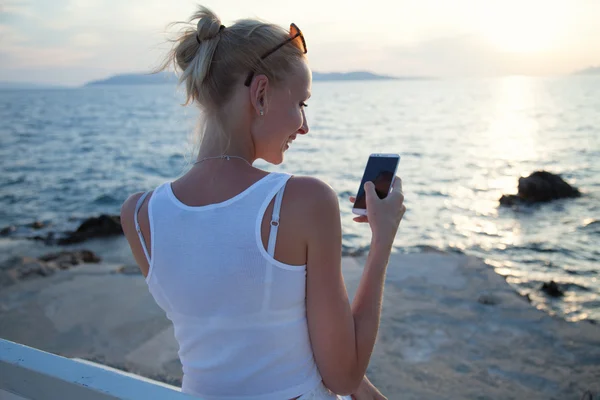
[250,74,269,116]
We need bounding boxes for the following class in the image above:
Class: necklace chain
[193,155,252,167]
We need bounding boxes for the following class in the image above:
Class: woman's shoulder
[285,175,339,213]
[120,190,154,230]
[120,187,159,217]
[286,174,337,196]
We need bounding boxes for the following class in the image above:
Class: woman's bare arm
[296,176,405,395]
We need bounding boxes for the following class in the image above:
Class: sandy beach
[0,236,598,399]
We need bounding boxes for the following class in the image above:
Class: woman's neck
[197,119,256,163]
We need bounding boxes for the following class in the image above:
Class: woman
[121,5,406,400]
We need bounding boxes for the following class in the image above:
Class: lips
[284,135,297,151]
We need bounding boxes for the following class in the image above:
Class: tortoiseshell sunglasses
[244,23,307,87]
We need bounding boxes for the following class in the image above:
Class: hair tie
[196,25,226,44]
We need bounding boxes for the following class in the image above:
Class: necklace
[193,155,252,167]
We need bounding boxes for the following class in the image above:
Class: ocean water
[0,76,599,322]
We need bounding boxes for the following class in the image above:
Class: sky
[1,0,599,86]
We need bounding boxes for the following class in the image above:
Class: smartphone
[352,153,400,216]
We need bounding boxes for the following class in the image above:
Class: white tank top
[134,172,323,399]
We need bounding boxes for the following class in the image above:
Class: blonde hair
[157,5,306,115]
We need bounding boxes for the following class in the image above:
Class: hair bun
[195,11,223,42]
[156,5,306,108]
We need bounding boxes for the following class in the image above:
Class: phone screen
[353,155,399,210]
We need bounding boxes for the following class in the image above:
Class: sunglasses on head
[244,23,307,87]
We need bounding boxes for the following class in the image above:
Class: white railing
[0,339,197,400]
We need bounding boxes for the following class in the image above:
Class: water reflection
[485,76,540,162]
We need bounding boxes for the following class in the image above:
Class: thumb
[364,181,377,207]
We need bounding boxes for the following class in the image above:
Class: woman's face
[252,61,312,165]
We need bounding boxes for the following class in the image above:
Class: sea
[0,76,598,322]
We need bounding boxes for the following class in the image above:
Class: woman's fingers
[353,215,369,223]
[389,176,404,206]
[350,196,367,222]
[391,176,402,196]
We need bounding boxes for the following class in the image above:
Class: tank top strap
[134,190,152,264]
[266,176,290,256]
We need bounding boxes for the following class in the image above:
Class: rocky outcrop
[27,221,47,229]
[0,250,101,288]
[1,221,49,237]
[500,171,581,206]
[0,225,16,236]
[57,215,122,245]
[114,265,141,275]
[541,280,564,297]
[2,215,123,245]
[38,250,101,267]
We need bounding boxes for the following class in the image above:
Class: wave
[92,194,120,205]
[580,219,600,234]
[0,175,26,187]
[508,242,575,256]
[415,189,447,197]
[565,268,597,276]
[561,282,592,292]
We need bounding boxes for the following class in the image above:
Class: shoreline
[1,235,597,326]
[0,238,598,398]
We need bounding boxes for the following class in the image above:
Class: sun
[477,1,566,53]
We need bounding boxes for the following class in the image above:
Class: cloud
[69,32,107,47]
[389,34,507,77]
[307,34,508,77]
[311,34,570,78]
[0,0,33,16]
[0,23,26,44]
[1,44,95,68]
[0,19,98,69]
[0,0,178,81]
[1,0,598,84]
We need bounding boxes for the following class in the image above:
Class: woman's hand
[351,375,387,400]
[349,176,406,246]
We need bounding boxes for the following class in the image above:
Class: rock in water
[0,250,101,288]
[500,171,581,206]
[58,214,122,244]
[0,257,56,287]
[115,265,141,275]
[38,250,101,269]
[0,225,16,236]
[477,293,501,305]
[28,221,46,229]
[541,280,564,297]
[518,171,581,202]
[499,194,521,207]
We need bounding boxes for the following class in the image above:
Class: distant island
[85,71,427,86]
[311,71,423,81]
[573,66,600,75]
[86,72,178,86]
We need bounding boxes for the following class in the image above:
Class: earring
[260,110,264,116]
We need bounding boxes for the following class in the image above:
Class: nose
[298,108,309,135]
